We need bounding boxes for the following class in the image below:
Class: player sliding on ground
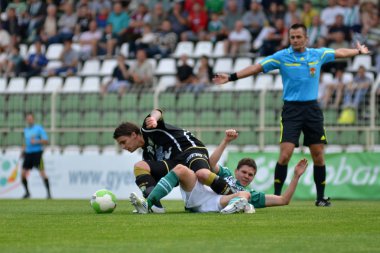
[130,129,308,213]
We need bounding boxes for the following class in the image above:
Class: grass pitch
[1,200,379,253]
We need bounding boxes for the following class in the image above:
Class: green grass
[1,200,379,253]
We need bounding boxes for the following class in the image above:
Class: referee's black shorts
[23,151,45,170]
[280,100,327,147]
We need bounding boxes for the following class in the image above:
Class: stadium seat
[218,110,237,126]
[61,76,82,93]
[173,41,194,58]
[235,92,260,110]
[195,92,213,111]
[7,94,25,112]
[80,59,101,76]
[25,94,43,112]
[177,92,196,110]
[102,145,118,155]
[27,43,46,54]
[237,110,258,126]
[177,57,194,67]
[324,109,338,125]
[119,42,129,57]
[214,81,235,91]
[45,60,62,70]
[347,55,372,71]
[214,92,234,110]
[7,112,24,128]
[138,92,155,111]
[148,58,157,70]
[193,41,213,57]
[82,93,100,111]
[120,93,138,110]
[83,111,101,128]
[0,77,7,92]
[81,76,100,92]
[264,131,280,145]
[197,110,218,127]
[100,59,117,76]
[19,44,28,58]
[157,75,176,91]
[25,77,44,93]
[322,73,334,83]
[158,92,176,110]
[213,58,233,73]
[272,75,283,90]
[4,132,23,146]
[58,93,81,112]
[234,131,257,145]
[0,112,5,128]
[199,131,220,145]
[343,72,354,83]
[102,111,120,127]
[212,41,225,58]
[176,110,195,127]
[162,110,177,124]
[233,58,252,72]
[120,110,139,123]
[61,145,81,155]
[82,145,101,155]
[46,43,63,60]
[6,77,26,93]
[81,132,101,146]
[155,58,176,75]
[44,76,63,93]
[254,74,273,90]
[59,112,81,128]
[234,77,254,90]
[101,93,120,111]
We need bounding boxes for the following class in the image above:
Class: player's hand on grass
[224,129,238,143]
[212,73,229,85]
[294,158,308,177]
[145,116,158,129]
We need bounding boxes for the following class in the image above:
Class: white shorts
[180,180,222,213]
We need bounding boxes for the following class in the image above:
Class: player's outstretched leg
[220,197,250,214]
[129,192,149,214]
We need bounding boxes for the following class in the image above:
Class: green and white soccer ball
[90,189,117,213]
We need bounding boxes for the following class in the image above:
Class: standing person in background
[213,23,370,207]
[21,113,51,199]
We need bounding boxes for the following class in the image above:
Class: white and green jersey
[217,165,266,208]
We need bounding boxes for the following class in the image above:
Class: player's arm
[145,109,162,129]
[213,63,263,85]
[264,159,308,207]
[209,129,238,173]
[335,41,370,58]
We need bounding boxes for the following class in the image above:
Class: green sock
[147,171,179,208]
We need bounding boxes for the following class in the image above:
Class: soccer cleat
[244,203,256,214]
[315,197,331,207]
[129,192,149,214]
[22,193,30,199]
[220,197,249,214]
[151,205,166,213]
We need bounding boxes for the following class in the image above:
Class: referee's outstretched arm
[213,63,263,85]
[335,41,370,58]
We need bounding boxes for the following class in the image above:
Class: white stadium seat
[100,59,117,76]
[173,41,194,58]
[254,74,273,90]
[213,58,233,73]
[193,41,213,57]
[348,55,372,71]
[157,75,176,91]
[44,76,63,93]
[80,59,101,76]
[81,76,100,92]
[25,77,45,93]
[155,58,176,75]
[27,44,46,55]
[120,42,129,57]
[6,77,26,93]
[272,75,283,90]
[46,43,63,60]
[62,76,82,93]
[212,41,225,57]
[235,77,255,90]
[0,77,7,92]
[233,58,252,72]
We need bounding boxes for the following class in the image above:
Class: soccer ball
[90,189,117,213]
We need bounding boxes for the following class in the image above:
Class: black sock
[22,178,29,195]
[135,174,162,208]
[210,176,234,195]
[44,178,51,196]
[274,163,288,195]
[314,165,326,200]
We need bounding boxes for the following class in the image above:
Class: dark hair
[289,23,307,36]
[236,158,257,173]
[113,122,140,139]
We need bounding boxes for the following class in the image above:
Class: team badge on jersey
[310,67,316,77]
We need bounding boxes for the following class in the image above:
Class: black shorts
[280,100,327,147]
[145,147,211,182]
[23,151,45,170]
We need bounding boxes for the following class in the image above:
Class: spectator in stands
[26,0,47,42]
[224,20,252,57]
[222,0,243,33]
[101,54,132,96]
[91,0,112,17]
[21,112,51,199]
[0,46,8,74]
[4,45,24,77]
[242,0,268,39]
[359,1,378,36]
[0,23,11,52]
[284,0,300,28]
[48,38,79,76]
[320,0,345,29]
[75,3,93,34]
[38,4,58,45]
[107,1,130,45]
[342,65,372,109]
[186,2,208,41]
[167,1,189,36]
[343,0,361,33]
[2,7,21,44]
[78,20,102,60]
[150,21,178,58]
[184,0,205,13]
[175,54,195,91]
[134,24,157,55]
[320,69,349,109]
[261,18,287,56]
[56,2,77,42]
[149,2,168,32]
[328,31,350,70]
[95,6,110,29]
[192,55,213,93]
[206,0,224,14]
[130,49,154,88]
[97,23,118,58]
[265,2,284,27]
[127,3,149,53]
[207,12,226,43]
[300,1,319,28]
[307,15,327,47]
[327,14,351,43]
[23,39,48,78]
[6,0,27,19]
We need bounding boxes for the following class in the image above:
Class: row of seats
[0,128,374,148]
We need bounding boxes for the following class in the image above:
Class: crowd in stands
[0,0,379,101]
